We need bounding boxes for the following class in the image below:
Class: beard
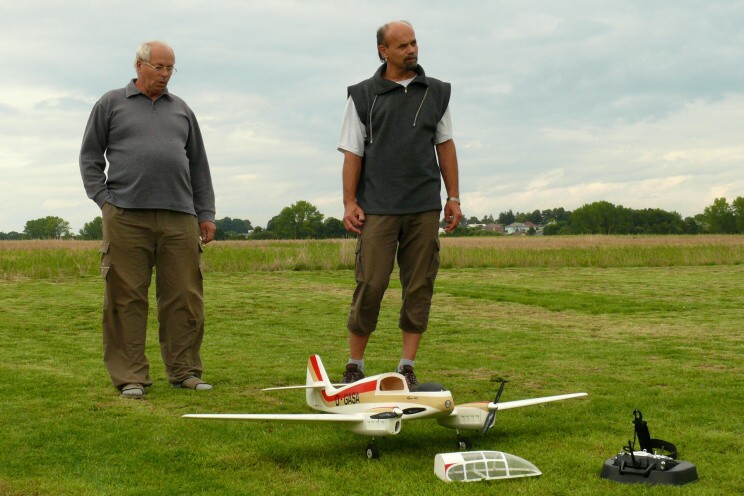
[403,57,418,71]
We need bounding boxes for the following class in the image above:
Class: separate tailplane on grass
[184,355,588,458]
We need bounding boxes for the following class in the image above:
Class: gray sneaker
[120,383,144,399]
[174,376,213,390]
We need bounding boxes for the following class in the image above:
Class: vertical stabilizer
[306,355,332,386]
[306,355,333,408]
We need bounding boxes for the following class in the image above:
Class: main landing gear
[456,434,473,451]
[366,441,380,459]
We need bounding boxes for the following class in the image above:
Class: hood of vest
[371,63,429,94]
[367,63,431,143]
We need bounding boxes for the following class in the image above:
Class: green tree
[703,197,736,233]
[0,231,25,240]
[320,217,347,238]
[542,221,567,235]
[497,210,515,225]
[683,216,702,234]
[731,196,744,233]
[526,210,542,224]
[271,201,324,239]
[632,209,685,234]
[24,216,71,239]
[214,217,253,240]
[541,207,571,224]
[247,226,277,240]
[78,216,103,240]
[570,201,633,234]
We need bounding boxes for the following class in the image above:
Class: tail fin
[306,355,334,408]
[306,355,332,388]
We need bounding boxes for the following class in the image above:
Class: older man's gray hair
[133,41,174,68]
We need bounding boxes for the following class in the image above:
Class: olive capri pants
[347,210,441,336]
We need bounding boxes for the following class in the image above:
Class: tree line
[449,197,744,236]
[0,201,349,241]
[2,197,743,240]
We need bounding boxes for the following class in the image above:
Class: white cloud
[0,1,742,232]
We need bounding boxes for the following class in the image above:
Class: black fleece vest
[348,64,451,215]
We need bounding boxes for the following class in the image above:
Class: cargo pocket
[99,240,110,280]
[354,236,364,283]
[426,237,441,280]
[198,242,204,279]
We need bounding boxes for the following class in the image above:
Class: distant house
[484,223,505,234]
[505,222,530,234]
[505,222,543,235]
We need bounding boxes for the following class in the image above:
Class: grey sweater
[79,80,215,223]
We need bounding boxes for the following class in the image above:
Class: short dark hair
[376,20,413,62]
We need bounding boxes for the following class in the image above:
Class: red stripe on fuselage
[310,355,378,403]
[321,379,377,402]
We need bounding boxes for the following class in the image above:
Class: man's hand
[200,221,216,244]
[343,202,365,234]
[442,200,463,233]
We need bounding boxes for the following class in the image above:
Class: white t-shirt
[337,77,452,156]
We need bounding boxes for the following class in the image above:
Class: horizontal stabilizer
[183,413,364,422]
[492,392,587,411]
[262,382,327,391]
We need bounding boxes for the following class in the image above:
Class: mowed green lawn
[0,238,742,495]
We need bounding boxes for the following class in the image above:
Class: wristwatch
[446,197,461,204]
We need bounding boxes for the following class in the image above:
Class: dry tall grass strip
[2,235,743,279]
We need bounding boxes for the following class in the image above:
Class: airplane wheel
[457,436,472,451]
[366,443,380,459]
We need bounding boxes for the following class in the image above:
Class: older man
[338,21,462,388]
[80,41,216,398]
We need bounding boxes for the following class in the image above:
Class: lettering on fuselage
[335,392,360,406]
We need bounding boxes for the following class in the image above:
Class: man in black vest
[337,20,462,388]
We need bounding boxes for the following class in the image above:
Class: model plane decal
[185,355,588,458]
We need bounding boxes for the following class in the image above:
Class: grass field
[0,236,742,495]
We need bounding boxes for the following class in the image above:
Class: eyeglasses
[141,61,177,74]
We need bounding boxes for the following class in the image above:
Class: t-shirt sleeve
[435,105,453,144]
[337,96,366,156]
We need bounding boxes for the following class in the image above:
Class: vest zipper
[368,94,378,143]
[412,87,429,127]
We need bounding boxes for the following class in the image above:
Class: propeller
[481,378,507,436]
[370,407,403,420]
[402,407,426,415]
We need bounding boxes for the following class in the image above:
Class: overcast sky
[1,1,742,232]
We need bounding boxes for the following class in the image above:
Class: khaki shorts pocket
[354,237,364,283]
[426,237,441,280]
[198,242,204,279]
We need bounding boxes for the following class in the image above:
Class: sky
[1,0,742,233]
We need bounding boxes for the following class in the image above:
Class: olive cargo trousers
[347,211,441,335]
[100,204,205,389]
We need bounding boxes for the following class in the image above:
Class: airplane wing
[491,392,588,411]
[184,407,404,437]
[183,413,363,422]
[438,392,587,431]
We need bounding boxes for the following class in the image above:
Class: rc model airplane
[184,355,587,458]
